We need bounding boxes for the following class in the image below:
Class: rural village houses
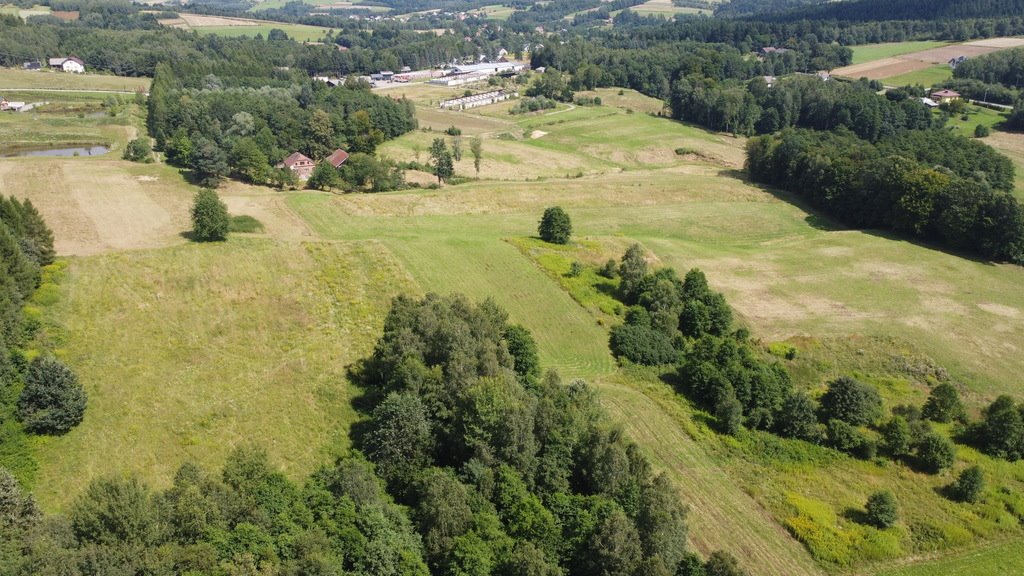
[277,148,349,180]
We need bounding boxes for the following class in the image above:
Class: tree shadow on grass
[716,168,1002,265]
[842,506,871,526]
[657,370,717,429]
[344,358,386,452]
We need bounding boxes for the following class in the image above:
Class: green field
[31,239,418,509]
[0,90,140,155]
[0,3,50,19]
[943,103,1008,136]
[630,0,712,17]
[475,3,517,20]
[850,41,951,65]
[193,22,335,42]
[249,0,390,11]
[877,539,1024,575]
[881,64,954,88]
[7,79,1024,575]
[0,67,151,92]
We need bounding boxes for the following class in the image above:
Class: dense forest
[765,0,1024,24]
[531,39,850,100]
[147,61,416,187]
[670,76,937,139]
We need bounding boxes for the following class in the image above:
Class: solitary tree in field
[17,356,87,435]
[470,137,483,174]
[864,491,898,528]
[429,138,454,183]
[538,206,572,244]
[190,188,229,242]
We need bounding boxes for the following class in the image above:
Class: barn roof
[326,148,349,168]
[281,152,314,167]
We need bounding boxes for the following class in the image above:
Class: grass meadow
[0,67,151,92]
[31,238,419,509]
[881,64,954,87]
[6,80,1024,575]
[850,41,951,65]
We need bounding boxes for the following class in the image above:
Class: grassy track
[0,68,150,91]
[881,65,954,87]
[875,539,1024,575]
[850,41,950,65]
[31,238,418,510]
[287,195,616,379]
[596,372,824,576]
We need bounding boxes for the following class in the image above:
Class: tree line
[953,46,1024,88]
[671,76,938,138]
[766,0,1024,24]
[0,12,504,79]
[0,198,85,481]
[531,39,851,101]
[745,128,1024,264]
[147,61,416,188]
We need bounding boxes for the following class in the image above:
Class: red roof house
[326,148,349,168]
[277,152,315,180]
[930,89,961,103]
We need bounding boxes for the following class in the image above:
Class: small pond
[0,145,111,158]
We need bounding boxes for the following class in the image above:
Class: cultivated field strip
[595,379,824,576]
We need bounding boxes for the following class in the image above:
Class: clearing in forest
[833,37,1024,82]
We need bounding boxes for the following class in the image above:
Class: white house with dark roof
[49,56,85,73]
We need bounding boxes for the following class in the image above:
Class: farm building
[448,62,524,76]
[326,148,349,168]
[429,62,525,87]
[22,61,41,71]
[277,152,316,180]
[48,56,85,73]
[439,90,518,111]
[930,89,961,103]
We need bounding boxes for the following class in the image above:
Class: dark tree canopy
[818,376,882,427]
[538,207,573,245]
[190,189,230,242]
[16,356,87,435]
[922,383,966,423]
[864,491,898,529]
